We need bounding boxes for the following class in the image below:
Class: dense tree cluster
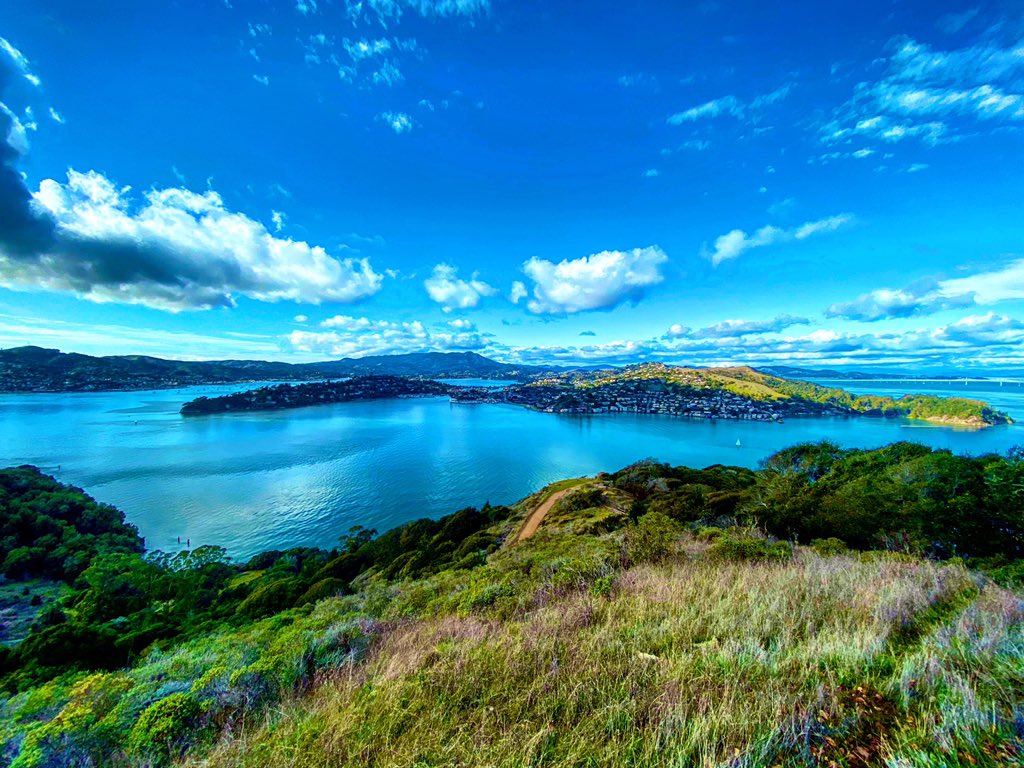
[0,467,144,581]
[0,468,509,689]
[614,442,1024,560]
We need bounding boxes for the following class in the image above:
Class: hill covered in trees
[0,443,1022,766]
[0,467,144,582]
[0,347,550,393]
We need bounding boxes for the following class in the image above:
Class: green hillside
[570,364,1012,426]
[0,444,1022,766]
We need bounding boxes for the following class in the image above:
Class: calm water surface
[1,379,1021,558]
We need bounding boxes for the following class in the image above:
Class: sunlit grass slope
[2,453,1021,767]
[188,538,1020,768]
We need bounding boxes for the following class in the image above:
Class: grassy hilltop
[564,364,1012,427]
[0,443,1022,766]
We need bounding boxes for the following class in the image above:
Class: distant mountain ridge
[1,346,1013,395]
[0,347,553,393]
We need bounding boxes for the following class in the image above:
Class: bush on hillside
[706,531,792,563]
[625,511,680,565]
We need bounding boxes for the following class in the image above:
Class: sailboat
[735,438,742,448]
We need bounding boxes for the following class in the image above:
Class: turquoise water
[1,380,1021,559]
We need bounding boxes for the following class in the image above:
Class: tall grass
[885,583,1024,765]
[194,552,988,767]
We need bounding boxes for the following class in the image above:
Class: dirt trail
[516,488,573,542]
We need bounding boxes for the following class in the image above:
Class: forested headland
[0,442,1021,766]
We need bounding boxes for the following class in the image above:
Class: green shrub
[235,578,302,619]
[297,578,346,605]
[694,526,726,542]
[625,511,680,565]
[128,692,203,762]
[458,580,515,613]
[810,537,849,556]
[706,532,792,563]
[555,487,607,514]
[590,574,615,598]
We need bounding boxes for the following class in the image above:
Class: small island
[180,364,1013,427]
[179,376,454,415]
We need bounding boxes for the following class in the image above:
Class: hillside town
[476,380,841,421]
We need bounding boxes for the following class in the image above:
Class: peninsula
[179,376,453,415]
[503,364,1013,427]
[179,363,1012,427]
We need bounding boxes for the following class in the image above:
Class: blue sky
[0,0,1022,370]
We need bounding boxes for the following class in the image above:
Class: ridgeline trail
[516,488,574,542]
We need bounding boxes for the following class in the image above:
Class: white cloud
[271,210,286,232]
[749,84,792,108]
[617,73,658,88]
[346,0,490,23]
[827,288,929,321]
[0,38,31,76]
[521,246,668,314]
[0,103,30,155]
[294,314,309,323]
[938,257,1024,304]
[704,213,854,267]
[667,85,792,125]
[0,169,384,311]
[424,263,497,312]
[343,38,392,61]
[667,95,743,124]
[687,315,811,338]
[642,168,660,178]
[508,280,527,304]
[48,107,65,124]
[506,312,1024,370]
[287,314,489,358]
[823,34,1024,148]
[371,60,404,87]
[253,74,269,85]
[792,214,854,239]
[379,111,413,133]
[829,257,1024,321]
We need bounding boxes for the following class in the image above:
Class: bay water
[1,378,1021,558]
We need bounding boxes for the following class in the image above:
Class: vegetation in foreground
[0,441,1021,766]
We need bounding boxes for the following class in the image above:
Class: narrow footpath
[516,488,573,542]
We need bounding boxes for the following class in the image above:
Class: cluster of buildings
[464,379,843,421]
[0,368,200,392]
[502,381,786,420]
